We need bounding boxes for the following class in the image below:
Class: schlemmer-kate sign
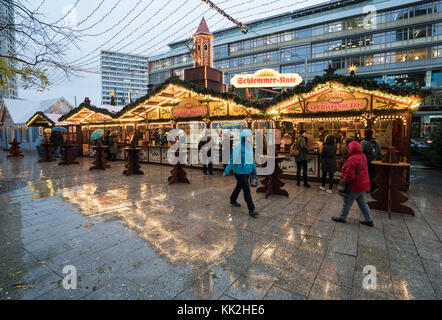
[230,69,303,88]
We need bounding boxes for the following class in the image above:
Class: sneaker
[326,189,333,194]
[332,216,346,223]
[249,210,259,218]
[230,201,241,207]
[320,186,326,191]
[304,183,311,188]
[360,220,374,227]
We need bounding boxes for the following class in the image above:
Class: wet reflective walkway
[0,151,440,300]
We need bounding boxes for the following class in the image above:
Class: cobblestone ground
[0,151,440,300]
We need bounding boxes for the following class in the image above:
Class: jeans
[322,171,335,190]
[296,160,308,185]
[230,174,255,212]
[339,192,373,222]
[203,162,213,174]
[54,145,60,157]
[36,146,42,156]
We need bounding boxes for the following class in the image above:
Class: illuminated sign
[230,69,303,88]
[306,90,368,112]
[172,98,208,118]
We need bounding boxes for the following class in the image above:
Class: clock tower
[184,17,225,92]
[192,17,214,68]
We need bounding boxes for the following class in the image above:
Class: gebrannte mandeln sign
[306,90,368,112]
[172,98,208,118]
[231,69,303,88]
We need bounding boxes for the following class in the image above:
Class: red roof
[195,17,212,35]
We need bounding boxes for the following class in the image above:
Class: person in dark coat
[295,130,311,188]
[198,131,214,175]
[332,141,373,227]
[320,134,337,193]
[360,129,382,192]
[104,130,111,160]
[51,132,62,157]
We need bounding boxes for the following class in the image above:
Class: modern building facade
[0,1,18,99]
[148,0,442,94]
[100,50,149,106]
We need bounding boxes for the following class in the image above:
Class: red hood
[348,141,363,157]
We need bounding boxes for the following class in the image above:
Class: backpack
[364,140,380,162]
[290,143,299,157]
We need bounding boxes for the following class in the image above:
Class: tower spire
[192,17,214,68]
[195,17,212,36]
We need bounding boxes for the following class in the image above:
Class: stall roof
[59,103,124,124]
[56,74,430,125]
[266,74,430,113]
[117,78,262,121]
[1,98,43,125]
[26,112,76,127]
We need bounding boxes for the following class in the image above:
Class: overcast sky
[20,0,329,106]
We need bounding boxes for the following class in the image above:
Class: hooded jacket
[321,134,337,173]
[341,141,370,193]
[224,131,257,175]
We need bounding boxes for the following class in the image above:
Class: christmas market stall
[116,78,262,167]
[56,98,123,157]
[265,73,429,183]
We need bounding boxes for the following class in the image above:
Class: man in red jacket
[332,141,374,227]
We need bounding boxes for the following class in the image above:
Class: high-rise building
[148,0,442,91]
[0,1,17,99]
[100,50,149,106]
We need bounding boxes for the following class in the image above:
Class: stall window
[211,121,247,143]
[176,122,206,145]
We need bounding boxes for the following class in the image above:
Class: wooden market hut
[263,73,429,182]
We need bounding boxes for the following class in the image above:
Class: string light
[201,0,248,34]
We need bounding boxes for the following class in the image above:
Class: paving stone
[0,153,440,300]
[308,278,352,300]
[317,251,356,289]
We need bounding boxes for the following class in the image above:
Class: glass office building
[101,50,149,106]
[148,0,442,94]
[0,1,17,99]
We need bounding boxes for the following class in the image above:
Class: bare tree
[0,0,81,95]
[185,38,200,67]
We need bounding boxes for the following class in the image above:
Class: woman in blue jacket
[224,130,258,218]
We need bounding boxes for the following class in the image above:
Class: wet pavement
[0,151,440,300]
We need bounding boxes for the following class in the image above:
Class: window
[433,22,442,35]
[411,48,429,61]
[332,58,345,70]
[329,22,343,33]
[372,32,385,45]
[295,28,310,39]
[433,45,442,58]
[312,43,326,55]
[312,25,325,37]
[373,53,385,65]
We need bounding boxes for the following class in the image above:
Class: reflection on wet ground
[0,152,441,300]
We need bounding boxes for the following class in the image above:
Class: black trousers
[367,161,376,191]
[322,171,335,190]
[203,162,213,174]
[230,174,255,212]
[296,160,308,185]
